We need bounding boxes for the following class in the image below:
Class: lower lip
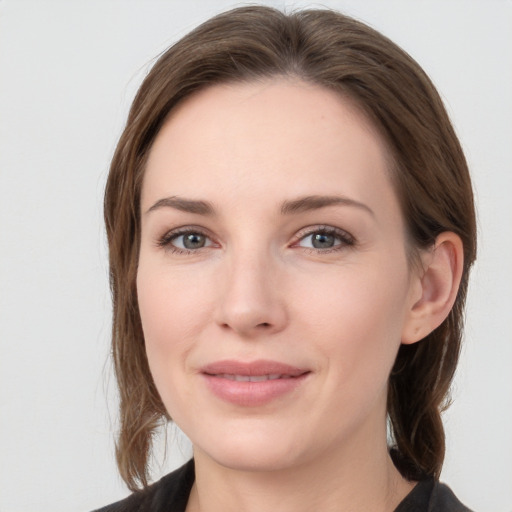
[202,373,309,407]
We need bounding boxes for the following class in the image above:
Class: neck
[185,418,414,512]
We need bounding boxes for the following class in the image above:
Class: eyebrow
[146,196,215,216]
[280,195,375,217]
[145,194,374,217]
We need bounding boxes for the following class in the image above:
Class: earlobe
[402,232,464,345]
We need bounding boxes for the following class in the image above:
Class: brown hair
[104,6,476,490]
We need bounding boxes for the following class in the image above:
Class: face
[137,79,421,472]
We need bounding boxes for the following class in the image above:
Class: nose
[214,250,288,338]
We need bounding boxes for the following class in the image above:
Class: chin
[191,422,307,473]
[205,446,300,473]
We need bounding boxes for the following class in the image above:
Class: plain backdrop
[0,1,511,511]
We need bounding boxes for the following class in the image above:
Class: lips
[216,373,284,382]
[200,359,310,406]
[201,359,308,377]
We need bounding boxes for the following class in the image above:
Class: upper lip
[201,359,309,377]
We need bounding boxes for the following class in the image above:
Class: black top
[94,459,473,512]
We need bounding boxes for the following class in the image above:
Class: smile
[212,373,293,382]
[200,360,310,406]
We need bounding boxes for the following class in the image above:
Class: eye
[158,229,215,253]
[173,232,210,250]
[301,232,339,249]
[295,226,354,251]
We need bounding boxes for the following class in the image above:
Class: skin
[137,79,463,512]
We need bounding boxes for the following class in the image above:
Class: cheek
[136,263,213,381]
[299,269,410,430]
[136,263,216,417]
[292,260,410,371]
[137,262,211,339]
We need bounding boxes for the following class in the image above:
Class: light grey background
[0,1,511,511]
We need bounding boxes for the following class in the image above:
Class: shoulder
[431,480,473,512]
[395,478,473,512]
[92,459,195,512]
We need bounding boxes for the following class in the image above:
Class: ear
[402,232,464,345]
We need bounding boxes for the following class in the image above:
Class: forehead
[141,79,398,222]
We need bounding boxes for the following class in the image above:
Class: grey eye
[311,233,336,249]
[299,232,341,249]
[172,232,211,250]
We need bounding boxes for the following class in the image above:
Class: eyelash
[156,227,215,255]
[293,225,355,254]
[156,225,355,255]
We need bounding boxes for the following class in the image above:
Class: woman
[97,6,475,511]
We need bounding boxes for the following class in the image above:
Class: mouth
[200,359,310,406]
[212,373,295,382]
[201,359,309,377]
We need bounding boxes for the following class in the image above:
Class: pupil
[183,233,205,249]
[312,233,334,249]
